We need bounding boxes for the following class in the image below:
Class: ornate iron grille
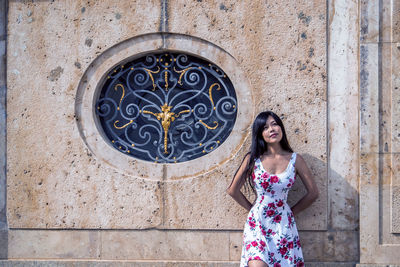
[96,52,238,163]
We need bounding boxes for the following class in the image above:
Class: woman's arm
[226,154,253,212]
[291,154,319,216]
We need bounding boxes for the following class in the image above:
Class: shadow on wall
[287,153,359,262]
[0,230,7,259]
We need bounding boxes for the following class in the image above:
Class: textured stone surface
[7,0,163,229]
[7,229,231,261]
[7,0,328,231]
[167,0,328,230]
[163,165,248,229]
[391,156,400,233]
[0,261,239,267]
[359,0,400,263]
[228,231,242,261]
[360,0,379,43]
[393,0,400,42]
[0,0,7,233]
[328,0,359,230]
[0,261,360,267]
[7,228,359,262]
[8,230,101,259]
[101,230,230,261]
[391,43,400,153]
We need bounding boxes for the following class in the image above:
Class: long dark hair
[237,111,293,193]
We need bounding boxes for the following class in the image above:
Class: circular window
[95,52,238,163]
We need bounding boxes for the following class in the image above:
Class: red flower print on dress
[261,181,269,189]
[266,210,275,217]
[277,200,284,207]
[280,238,288,245]
[274,215,282,223]
[249,221,256,228]
[297,262,304,267]
[268,202,275,209]
[270,175,279,183]
[288,241,294,249]
[274,263,281,267]
[259,240,266,247]
[279,247,288,256]
[251,241,258,247]
[261,229,267,236]
[262,172,269,179]
[246,243,251,250]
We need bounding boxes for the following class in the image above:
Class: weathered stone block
[391,43,400,153]
[360,43,379,154]
[8,230,100,259]
[391,154,400,233]
[360,0,379,43]
[101,230,230,261]
[163,168,248,229]
[393,0,400,42]
[229,231,242,261]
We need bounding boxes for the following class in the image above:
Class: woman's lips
[270,133,278,138]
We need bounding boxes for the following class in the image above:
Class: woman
[227,111,318,267]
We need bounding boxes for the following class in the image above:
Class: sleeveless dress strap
[291,152,297,167]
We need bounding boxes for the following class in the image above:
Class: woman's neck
[265,143,284,156]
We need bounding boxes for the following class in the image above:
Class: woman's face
[262,116,283,144]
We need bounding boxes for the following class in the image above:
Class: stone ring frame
[75,33,254,181]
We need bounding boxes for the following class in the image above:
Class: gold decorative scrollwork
[96,52,238,163]
[174,67,193,85]
[164,70,169,91]
[141,105,190,154]
[114,120,133,129]
[175,109,190,117]
[199,120,219,130]
[114,84,125,110]
[208,83,221,107]
[144,67,160,91]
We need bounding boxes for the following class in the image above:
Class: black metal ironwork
[96,52,238,163]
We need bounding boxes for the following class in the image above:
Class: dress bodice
[252,153,297,207]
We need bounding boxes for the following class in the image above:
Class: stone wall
[357,0,400,266]
[0,0,398,266]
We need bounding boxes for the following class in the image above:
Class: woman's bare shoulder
[294,153,308,169]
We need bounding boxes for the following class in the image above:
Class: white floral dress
[240,153,305,267]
